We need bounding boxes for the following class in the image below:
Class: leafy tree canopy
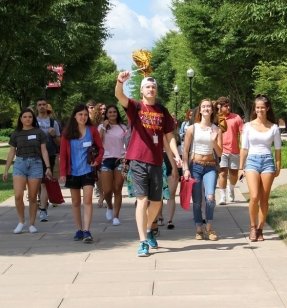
[0,0,111,109]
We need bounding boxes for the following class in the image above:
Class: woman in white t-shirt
[239,95,281,242]
[98,105,129,226]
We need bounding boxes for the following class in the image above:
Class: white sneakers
[106,209,121,226]
[13,223,38,234]
[219,186,235,205]
[106,208,113,221]
[13,223,25,234]
[29,225,38,233]
[228,186,235,202]
[218,196,226,205]
[112,217,121,226]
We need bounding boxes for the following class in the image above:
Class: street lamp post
[174,84,179,119]
[186,68,195,109]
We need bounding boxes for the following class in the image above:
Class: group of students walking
[2,73,282,257]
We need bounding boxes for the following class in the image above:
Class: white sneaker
[13,222,25,234]
[39,209,48,222]
[106,208,113,221]
[112,217,121,226]
[29,225,38,233]
[228,186,235,202]
[219,196,226,205]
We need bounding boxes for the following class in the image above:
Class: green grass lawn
[0,146,14,203]
[281,141,287,167]
[267,184,287,242]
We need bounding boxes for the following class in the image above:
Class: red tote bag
[180,176,196,211]
[44,178,65,204]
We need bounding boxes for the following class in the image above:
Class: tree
[172,0,287,119]
[50,52,118,119]
[0,0,111,109]
[253,61,287,120]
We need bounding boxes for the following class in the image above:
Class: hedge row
[0,128,13,137]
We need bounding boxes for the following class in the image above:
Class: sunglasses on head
[255,94,268,99]
[146,77,155,82]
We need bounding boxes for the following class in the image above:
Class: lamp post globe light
[173,84,179,118]
[186,68,195,109]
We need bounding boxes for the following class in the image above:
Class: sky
[104,0,178,71]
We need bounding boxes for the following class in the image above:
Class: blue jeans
[190,162,217,226]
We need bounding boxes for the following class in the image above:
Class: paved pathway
[0,172,287,307]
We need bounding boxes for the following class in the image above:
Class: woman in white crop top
[182,98,222,241]
[239,95,281,242]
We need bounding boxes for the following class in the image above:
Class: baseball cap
[140,77,157,89]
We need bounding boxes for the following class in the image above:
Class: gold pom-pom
[132,49,153,76]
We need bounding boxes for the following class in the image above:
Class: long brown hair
[63,104,92,140]
[194,98,215,124]
[16,108,39,131]
[251,94,276,123]
[184,109,193,121]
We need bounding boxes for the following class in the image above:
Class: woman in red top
[60,104,104,243]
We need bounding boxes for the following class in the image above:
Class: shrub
[0,128,13,137]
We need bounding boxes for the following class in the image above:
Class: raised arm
[115,71,131,109]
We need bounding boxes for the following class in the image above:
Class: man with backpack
[36,98,61,221]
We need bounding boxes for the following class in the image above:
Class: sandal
[157,217,164,226]
[167,221,175,230]
[249,225,257,242]
[97,197,104,208]
[151,221,160,237]
[257,228,264,241]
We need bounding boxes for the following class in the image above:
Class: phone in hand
[239,173,244,182]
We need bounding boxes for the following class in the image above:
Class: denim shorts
[65,172,96,189]
[245,154,275,174]
[130,160,162,201]
[13,156,43,179]
[101,157,122,172]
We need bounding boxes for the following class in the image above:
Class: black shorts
[65,172,96,189]
[130,160,162,201]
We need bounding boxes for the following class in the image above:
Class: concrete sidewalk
[0,177,287,307]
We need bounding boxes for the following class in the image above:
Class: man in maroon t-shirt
[115,71,181,257]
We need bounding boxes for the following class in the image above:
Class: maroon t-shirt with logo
[125,99,175,166]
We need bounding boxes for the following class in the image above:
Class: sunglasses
[146,77,155,82]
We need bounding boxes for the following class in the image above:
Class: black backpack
[46,118,60,155]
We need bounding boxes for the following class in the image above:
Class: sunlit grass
[0,146,13,203]
[267,185,287,242]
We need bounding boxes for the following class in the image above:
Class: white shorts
[219,153,240,169]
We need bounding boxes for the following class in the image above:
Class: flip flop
[97,197,104,208]
[167,221,175,230]
[157,218,164,226]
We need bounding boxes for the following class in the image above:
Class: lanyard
[142,103,159,144]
